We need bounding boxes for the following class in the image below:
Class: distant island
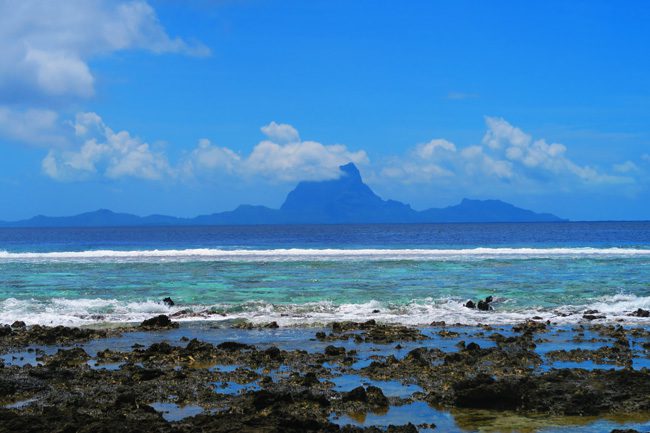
[0,163,564,227]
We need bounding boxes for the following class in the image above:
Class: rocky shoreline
[1,316,650,433]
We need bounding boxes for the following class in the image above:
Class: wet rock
[513,320,547,334]
[217,341,252,351]
[452,374,526,410]
[10,321,26,329]
[583,314,606,321]
[365,385,389,407]
[144,341,174,356]
[386,424,418,433]
[185,338,214,353]
[341,385,388,409]
[0,325,12,337]
[477,300,491,311]
[44,348,90,368]
[332,320,376,333]
[464,300,476,309]
[629,308,650,318]
[465,342,481,351]
[324,345,346,356]
[139,314,178,330]
[162,297,175,307]
[232,321,280,330]
[263,346,283,360]
[342,386,367,402]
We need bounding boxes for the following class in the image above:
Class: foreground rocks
[1,319,649,432]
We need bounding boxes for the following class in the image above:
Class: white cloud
[244,138,368,182]
[482,116,531,150]
[414,139,456,159]
[183,122,368,182]
[381,116,630,188]
[482,117,623,183]
[182,138,241,176]
[260,121,300,144]
[0,106,66,146]
[613,161,640,173]
[0,0,209,102]
[43,112,172,181]
[44,119,367,183]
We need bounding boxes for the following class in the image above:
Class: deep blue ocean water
[0,222,649,326]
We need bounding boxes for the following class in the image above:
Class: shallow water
[0,223,649,327]
[2,323,650,433]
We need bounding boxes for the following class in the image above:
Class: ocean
[1,221,649,327]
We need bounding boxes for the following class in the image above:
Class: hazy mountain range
[0,163,564,227]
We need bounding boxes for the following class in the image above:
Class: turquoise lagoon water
[0,222,649,326]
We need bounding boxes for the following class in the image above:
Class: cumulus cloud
[381,116,630,189]
[44,119,367,183]
[43,112,172,181]
[183,122,368,182]
[243,122,368,181]
[0,0,209,102]
[260,121,300,144]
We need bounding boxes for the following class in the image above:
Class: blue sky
[0,0,648,221]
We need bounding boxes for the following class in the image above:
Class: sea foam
[2,294,648,327]
[1,247,649,263]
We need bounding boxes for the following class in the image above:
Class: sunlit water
[1,222,649,326]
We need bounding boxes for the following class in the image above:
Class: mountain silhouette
[0,163,564,227]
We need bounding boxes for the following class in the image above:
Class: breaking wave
[1,247,650,263]
[1,294,648,327]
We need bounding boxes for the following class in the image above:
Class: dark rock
[485,296,494,303]
[629,308,650,318]
[264,321,279,329]
[583,314,606,321]
[185,339,214,353]
[465,342,481,351]
[477,300,492,311]
[365,385,389,407]
[372,309,380,314]
[342,386,368,402]
[217,341,252,351]
[264,346,283,360]
[10,321,26,329]
[324,345,346,356]
[453,374,526,410]
[162,297,175,307]
[386,424,419,433]
[0,325,12,337]
[464,300,476,309]
[513,320,547,333]
[145,342,173,355]
[139,314,178,329]
[299,372,320,387]
[132,367,164,381]
[45,347,90,367]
